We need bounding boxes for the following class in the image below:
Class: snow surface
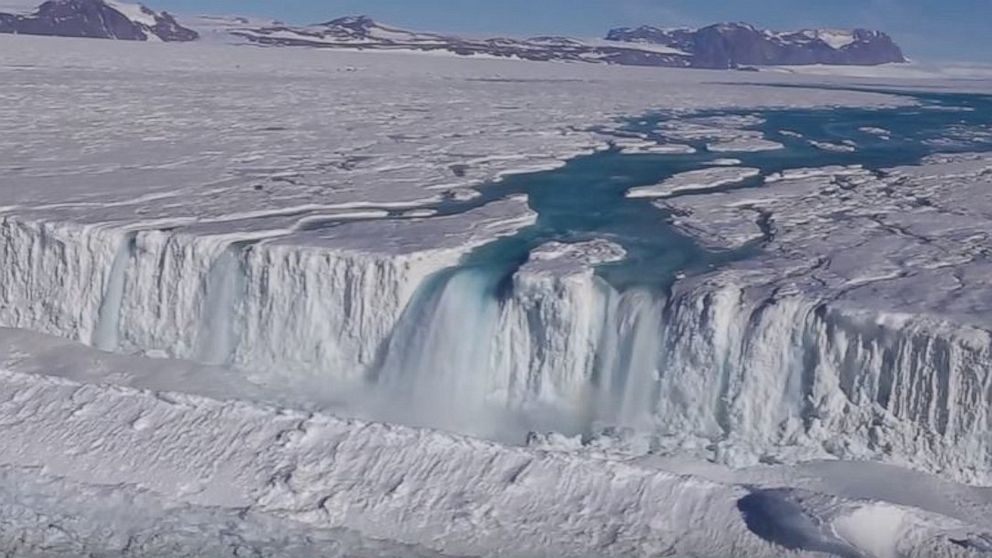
[105,0,157,28]
[654,154,992,480]
[768,62,992,82]
[2,33,992,556]
[0,336,990,557]
[627,167,761,198]
[809,29,857,49]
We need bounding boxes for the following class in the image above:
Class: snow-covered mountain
[0,0,198,41]
[607,22,906,68]
[228,15,693,68]
[225,16,906,69]
[0,6,906,69]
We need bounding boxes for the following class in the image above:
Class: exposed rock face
[230,15,693,67]
[606,22,906,68]
[230,17,905,69]
[0,0,198,41]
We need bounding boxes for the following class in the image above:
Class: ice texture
[627,167,761,198]
[2,33,992,557]
[0,355,988,557]
[0,196,535,380]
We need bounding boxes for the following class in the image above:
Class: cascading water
[375,266,504,433]
[195,242,248,366]
[599,288,667,428]
[91,232,135,352]
[3,90,992,478]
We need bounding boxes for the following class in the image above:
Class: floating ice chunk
[444,188,481,202]
[765,165,869,183]
[708,138,784,152]
[402,208,438,218]
[684,114,767,128]
[630,143,697,155]
[708,158,743,166]
[810,140,857,152]
[610,137,696,155]
[859,126,892,140]
[627,167,761,199]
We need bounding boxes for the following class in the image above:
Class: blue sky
[158,0,989,62]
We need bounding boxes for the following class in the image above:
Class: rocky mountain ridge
[0,0,197,41]
[229,16,905,69]
[0,5,905,69]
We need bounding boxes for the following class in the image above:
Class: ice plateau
[2,32,992,558]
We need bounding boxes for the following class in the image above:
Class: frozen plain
[3,33,992,557]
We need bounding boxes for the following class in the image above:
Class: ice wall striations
[2,215,991,482]
[0,218,121,343]
[383,264,992,483]
[660,276,992,482]
[0,216,456,385]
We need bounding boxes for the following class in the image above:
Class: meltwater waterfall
[375,267,504,432]
[3,92,992,480]
[371,261,669,438]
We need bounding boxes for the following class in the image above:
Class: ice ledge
[0,366,766,556]
[0,196,537,381]
[0,362,987,557]
[660,153,992,329]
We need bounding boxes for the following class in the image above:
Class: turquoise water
[363,89,992,437]
[369,88,992,416]
[427,89,992,293]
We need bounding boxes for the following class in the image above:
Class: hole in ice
[737,489,862,558]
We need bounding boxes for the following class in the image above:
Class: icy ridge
[0,367,776,557]
[3,364,988,557]
[386,259,992,483]
[659,275,992,482]
[0,215,460,383]
[3,213,992,481]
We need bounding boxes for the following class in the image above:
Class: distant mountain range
[0,1,906,69]
[607,23,905,68]
[0,0,197,41]
[227,15,693,68]
[221,16,907,69]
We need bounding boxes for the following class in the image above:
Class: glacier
[4,155,992,484]
[3,32,992,557]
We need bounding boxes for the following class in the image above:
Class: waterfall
[91,232,136,352]
[3,214,992,481]
[375,266,503,434]
[195,243,248,366]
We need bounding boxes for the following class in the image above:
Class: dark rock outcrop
[230,16,905,70]
[230,16,693,67]
[606,22,905,68]
[0,0,198,41]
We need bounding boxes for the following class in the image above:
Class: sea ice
[627,167,761,198]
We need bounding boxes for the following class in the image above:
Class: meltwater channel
[358,89,992,440]
[4,89,992,450]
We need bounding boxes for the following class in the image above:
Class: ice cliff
[4,156,992,484]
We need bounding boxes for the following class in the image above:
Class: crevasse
[1,214,991,483]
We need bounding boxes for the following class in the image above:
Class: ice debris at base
[0,360,990,557]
